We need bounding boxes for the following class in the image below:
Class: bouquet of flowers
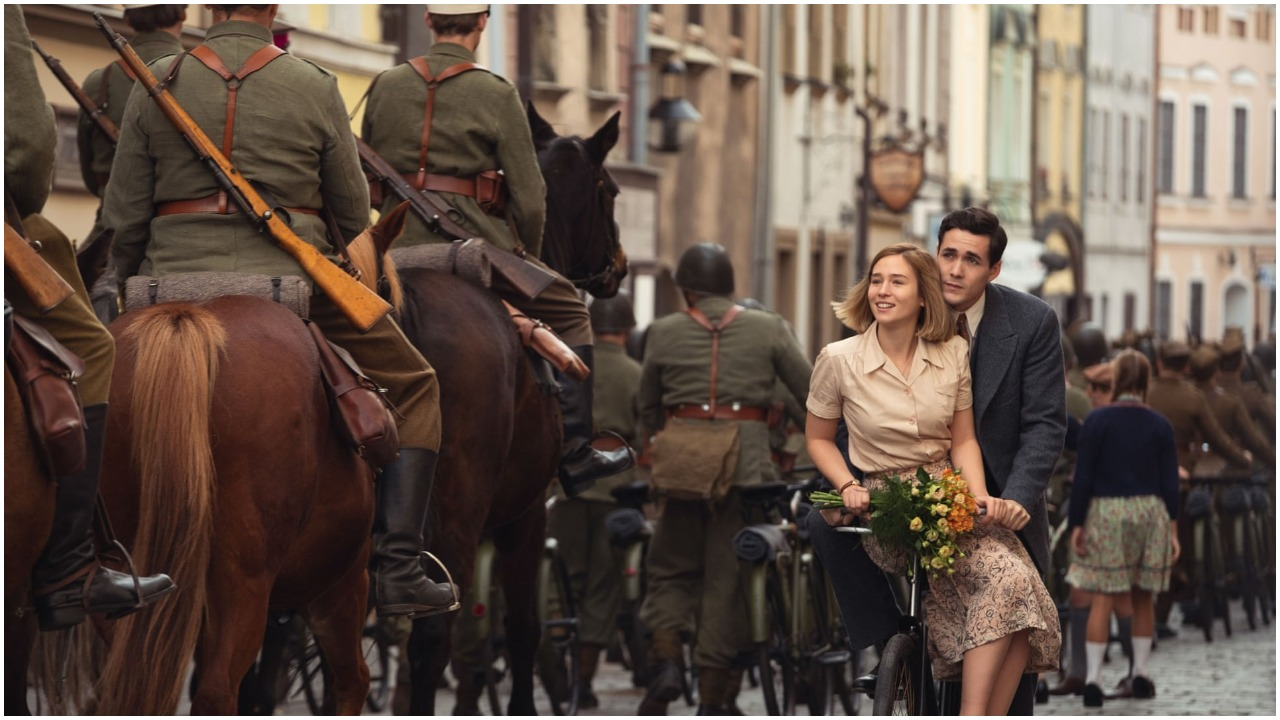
[810,467,979,577]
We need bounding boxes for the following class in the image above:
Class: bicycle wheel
[537,547,581,716]
[294,628,328,714]
[1209,517,1233,638]
[757,570,795,716]
[873,634,924,716]
[363,623,392,713]
[1237,513,1259,631]
[1195,518,1215,642]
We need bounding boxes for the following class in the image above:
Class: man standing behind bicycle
[636,244,812,715]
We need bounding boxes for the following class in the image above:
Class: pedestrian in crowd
[1146,339,1250,636]
[807,207,1067,714]
[77,3,188,324]
[1082,361,1115,410]
[636,243,812,715]
[547,291,643,710]
[806,242,1060,715]
[103,2,458,618]
[5,4,175,631]
[1067,350,1180,708]
[1189,344,1274,475]
[1216,328,1276,441]
[360,3,632,497]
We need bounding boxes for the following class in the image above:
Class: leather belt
[666,403,769,423]
[401,172,484,199]
[155,192,320,218]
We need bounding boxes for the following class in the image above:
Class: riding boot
[638,628,684,714]
[31,403,177,631]
[576,642,604,709]
[557,345,635,497]
[371,448,460,617]
[695,667,730,715]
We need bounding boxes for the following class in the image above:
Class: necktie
[957,313,971,343]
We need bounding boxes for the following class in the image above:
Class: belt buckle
[699,403,711,414]
[730,402,743,412]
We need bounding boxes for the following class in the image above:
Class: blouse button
[908,417,916,424]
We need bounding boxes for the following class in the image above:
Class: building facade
[1082,4,1157,339]
[1154,4,1276,346]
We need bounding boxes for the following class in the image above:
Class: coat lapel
[971,285,1016,427]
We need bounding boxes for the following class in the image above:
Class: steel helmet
[675,243,734,296]
[1068,321,1108,369]
[589,291,637,334]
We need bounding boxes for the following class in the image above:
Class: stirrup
[406,550,462,619]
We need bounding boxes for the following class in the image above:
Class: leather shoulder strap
[406,58,490,190]
[685,305,745,415]
[188,44,286,161]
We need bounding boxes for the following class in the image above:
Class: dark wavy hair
[937,206,1008,266]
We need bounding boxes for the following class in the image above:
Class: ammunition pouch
[7,314,86,475]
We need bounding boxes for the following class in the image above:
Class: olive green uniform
[1217,374,1275,444]
[1147,376,1250,473]
[1196,380,1274,474]
[360,41,591,347]
[548,341,642,646]
[103,20,440,449]
[5,5,115,406]
[637,296,812,670]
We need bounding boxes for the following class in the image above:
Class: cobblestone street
[279,599,1274,716]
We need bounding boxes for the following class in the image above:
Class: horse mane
[348,204,411,315]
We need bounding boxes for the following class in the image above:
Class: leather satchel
[7,314,86,475]
[304,320,399,469]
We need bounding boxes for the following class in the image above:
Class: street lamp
[647,60,701,153]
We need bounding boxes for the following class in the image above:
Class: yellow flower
[911,487,920,496]
[925,530,939,542]
[931,557,945,569]
[938,545,954,558]
[954,492,968,505]
[909,517,924,532]
[937,518,949,530]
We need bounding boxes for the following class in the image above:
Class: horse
[350,107,628,715]
[4,365,57,715]
[78,291,376,714]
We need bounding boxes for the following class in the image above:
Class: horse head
[528,103,628,298]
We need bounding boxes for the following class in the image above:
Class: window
[1124,293,1137,333]
[833,5,848,68]
[1204,6,1219,34]
[1232,106,1248,198]
[1230,18,1247,38]
[1137,118,1148,202]
[1087,108,1097,198]
[1177,7,1194,32]
[1191,104,1208,197]
[730,5,745,39]
[587,6,609,91]
[1101,111,1110,199]
[1101,294,1110,334]
[1258,9,1274,41]
[808,5,824,80]
[1189,281,1204,342]
[1156,280,1173,340]
[532,6,558,83]
[687,4,703,27]
[782,5,797,76]
[1158,101,1176,194]
[1120,115,1130,202]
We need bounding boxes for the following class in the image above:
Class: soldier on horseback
[360,4,635,497]
[5,5,175,631]
[101,3,458,618]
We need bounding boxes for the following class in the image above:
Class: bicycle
[538,499,583,716]
[1186,476,1232,641]
[606,481,656,690]
[1218,471,1274,631]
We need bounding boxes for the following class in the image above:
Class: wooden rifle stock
[4,223,75,313]
[32,40,120,146]
[93,13,390,332]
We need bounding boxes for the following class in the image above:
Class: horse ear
[372,201,412,256]
[584,111,621,166]
[527,101,557,151]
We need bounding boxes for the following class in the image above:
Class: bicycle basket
[733,524,791,564]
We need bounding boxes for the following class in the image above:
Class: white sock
[1085,641,1107,685]
[1131,635,1154,678]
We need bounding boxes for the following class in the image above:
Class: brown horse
[4,365,57,715]
[81,294,375,714]
[350,107,628,715]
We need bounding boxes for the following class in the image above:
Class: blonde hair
[833,243,954,343]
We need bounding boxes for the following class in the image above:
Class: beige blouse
[807,323,973,474]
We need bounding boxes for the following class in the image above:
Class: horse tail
[94,304,226,715]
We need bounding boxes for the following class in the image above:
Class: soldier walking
[636,244,812,714]
[359,4,633,497]
[102,3,457,617]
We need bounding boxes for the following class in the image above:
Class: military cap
[1221,327,1246,356]
[1082,362,1114,385]
[1189,344,1221,379]
[427,4,491,15]
[1159,339,1191,362]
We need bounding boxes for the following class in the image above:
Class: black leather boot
[557,345,635,497]
[32,403,176,632]
[371,448,460,617]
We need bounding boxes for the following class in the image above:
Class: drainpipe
[752,5,778,305]
[630,4,650,165]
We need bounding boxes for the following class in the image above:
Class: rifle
[5,223,76,314]
[355,137,555,299]
[93,14,390,332]
[31,40,120,146]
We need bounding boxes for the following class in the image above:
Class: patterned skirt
[862,460,1062,682]
[1065,495,1174,594]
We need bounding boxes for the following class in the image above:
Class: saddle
[121,271,398,469]
[391,240,588,382]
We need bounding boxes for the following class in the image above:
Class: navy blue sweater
[1068,403,1180,528]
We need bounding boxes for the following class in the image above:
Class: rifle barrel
[32,38,120,146]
